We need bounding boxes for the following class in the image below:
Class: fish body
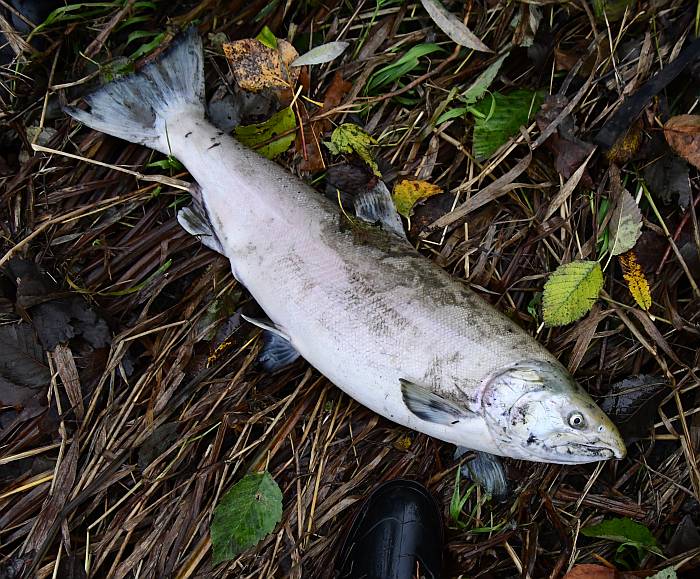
[66,29,625,464]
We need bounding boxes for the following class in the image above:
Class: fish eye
[568,412,585,429]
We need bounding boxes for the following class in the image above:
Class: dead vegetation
[1,0,700,577]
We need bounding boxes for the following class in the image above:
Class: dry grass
[1,1,699,577]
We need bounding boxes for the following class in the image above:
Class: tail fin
[64,27,204,154]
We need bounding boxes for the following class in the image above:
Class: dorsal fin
[354,181,406,239]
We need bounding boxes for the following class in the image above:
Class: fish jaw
[480,360,627,464]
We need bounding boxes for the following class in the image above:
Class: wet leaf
[325,123,380,176]
[600,375,666,443]
[234,107,297,159]
[581,517,661,560]
[392,179,443,219]
[618,251,651,310]
[291,41,349,66]
[608,189,642,256]
[211,471,283,563]
[0,323,49,407]
[563,564,617,579]
[472,89,544,160]
[664,115,700,170]
[648,568,677,579]
[223,38,299,93]
[542,261,603,327]
[419,0,491,52]
[643,153,691,209]
[666,514,700,556]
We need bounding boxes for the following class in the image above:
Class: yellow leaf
[394,435,412,451]
[223,38,299,93]
[392,179,443,219]
[618,251,652,310]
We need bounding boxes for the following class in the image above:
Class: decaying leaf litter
[1,0,700,577]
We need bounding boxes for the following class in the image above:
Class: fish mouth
[555,441,625,461]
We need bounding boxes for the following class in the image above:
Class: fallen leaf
[666,514,700,557]
[223,38,299,93]
[472,89,544,160]
[325,123,380,176]
[542,261,603,327]
[607,122,643,164]
[512,3,541,48]
[643,152,691,209]
[618,251,652,310]
[392,179,443,219]
[664,115,700,170]
[0,323,49,407]
[563,564,618,579]
[420,0,491,52]
[234,107,297,159]
[536,95,595,182]
[581,517,661,561]
[211,471,283,563]
[291,41,349,66]
[5,259,110,351]
[608,189,643,256]
[600,375,666,443]
[648,568,677,579]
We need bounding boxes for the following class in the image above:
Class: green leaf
[368,44,443,92]
[460,52,508,105]
[392,179,442,218]
[581,517,661,563]
[472,89,544,160]
[325,123,380,176]
[593,0,635,21]
[256,25,277,49]
[608,189,643,256]
[542,260,603,326]
[436,107,468,125]
[291,41,349,66]
[648,568,677,579]
[234,107,297,159]
[130,32,166,60]
[126,29,159,46]
[211,471,283,564]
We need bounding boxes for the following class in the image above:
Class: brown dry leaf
[563,564,618,579]
[298,71,353,172]
[664,114,700,169]
[223,38,299,93]
[618,251,652,310]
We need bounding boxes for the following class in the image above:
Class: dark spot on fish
[185,131,192,138]
[451,420,459,425]
[527,434,537,445]
[217,130,224,136]
[208,142,221,150]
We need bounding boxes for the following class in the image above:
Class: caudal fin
[64,27,204,154]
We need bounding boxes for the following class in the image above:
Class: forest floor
[1,0,700,577]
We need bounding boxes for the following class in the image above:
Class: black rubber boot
[336,479,443,579]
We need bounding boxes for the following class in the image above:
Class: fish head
[480,360,626,464]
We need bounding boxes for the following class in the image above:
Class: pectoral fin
[354,181,406,239]
[400,379,471,425]
[463,451,509,500]
[259,331,301,371]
